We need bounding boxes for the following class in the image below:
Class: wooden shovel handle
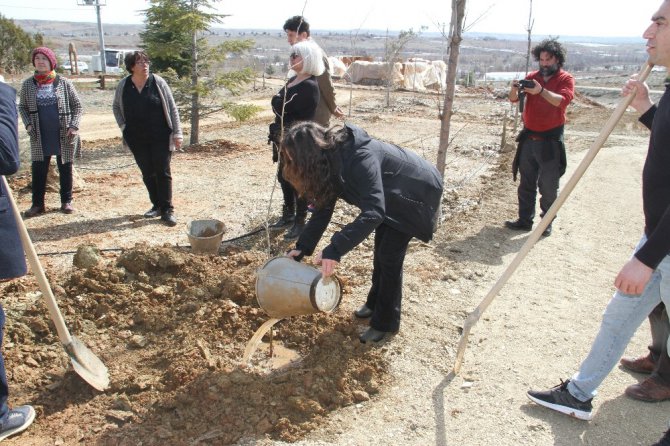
[453,62,654,374]
[1,176,73,345]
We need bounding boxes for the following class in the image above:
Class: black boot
[269,205,295,229]
[284,215,306,240]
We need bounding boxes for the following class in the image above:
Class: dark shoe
[620,353,655,374]
[354,304,373,318]
[542,224,552,237]
[0,405,35,441]
[505,219,532,231]
[269,205,295,229]
[23,205,45,218]
[143,206,160,218]
[527,379,593,421]
[61,202,75,214]
[624,376,670,402]
[652,430,670,446]
[284,221,305,240]
[359,327,392,344]
[161,212,177,227]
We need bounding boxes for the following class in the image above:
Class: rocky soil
[1,71,668,445]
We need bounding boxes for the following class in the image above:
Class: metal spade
[1,176,109,391]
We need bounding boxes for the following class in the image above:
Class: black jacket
[0,83,27,280]
[296,124,443,261]
[635,85,670,269]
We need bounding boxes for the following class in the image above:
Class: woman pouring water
[283,122,443,343]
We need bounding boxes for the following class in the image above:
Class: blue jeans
[568,235,670,401]
[0,304,8,423]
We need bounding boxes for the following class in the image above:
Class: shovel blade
[64,336,110,391]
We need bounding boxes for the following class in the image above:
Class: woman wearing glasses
[268,40,324,240]
[112,51,183,227]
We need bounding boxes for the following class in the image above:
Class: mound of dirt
[1,245,389,445]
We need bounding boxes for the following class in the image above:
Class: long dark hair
[281,122,348,209]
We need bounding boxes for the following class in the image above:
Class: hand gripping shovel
[452,62,653,374]
[1,176,109,391]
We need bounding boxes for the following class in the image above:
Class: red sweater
[522,69,574,132]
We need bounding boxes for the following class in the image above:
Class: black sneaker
[0,405,35,441]
[527,379,593,421]
[652,430,670,446]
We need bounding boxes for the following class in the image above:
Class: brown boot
[620,353,655,374]
[24,205,45,218]
[625,376,670,402]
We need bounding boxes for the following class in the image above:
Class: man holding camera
[506,38,575,237]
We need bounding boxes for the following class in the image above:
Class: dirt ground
[2,72,668,445]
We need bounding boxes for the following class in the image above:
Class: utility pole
[79,0,106,74]
[95,0,106,74]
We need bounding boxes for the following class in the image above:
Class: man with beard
[506,39,574,237]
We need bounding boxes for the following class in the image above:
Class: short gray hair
[291,40,325,76]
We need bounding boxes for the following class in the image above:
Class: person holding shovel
[527,0,670,425]
[282,122,443,343]
[505,39,574,237]
[0,81,37,441]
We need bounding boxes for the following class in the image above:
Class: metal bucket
[186,219,226,254]
[255,256,341,318]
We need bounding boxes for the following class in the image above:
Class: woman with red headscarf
[19,46,82,218]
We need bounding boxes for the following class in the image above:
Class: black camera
[518,79,535,89]
[517,79,535,113]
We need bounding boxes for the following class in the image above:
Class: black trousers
[365,223,413,332]
[516,138,561,224]
[647,303,670,383]
[31,156,72,207]
[127,134,173,213]
[277,161,307,217]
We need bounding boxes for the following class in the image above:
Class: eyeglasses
[135,60,150,65]
[289,53,300,60]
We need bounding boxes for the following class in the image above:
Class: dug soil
[2,73,668,445]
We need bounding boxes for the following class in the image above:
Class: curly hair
[532,38,567,67]
[280,122,347,209]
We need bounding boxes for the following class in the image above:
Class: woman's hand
[174,137,183,150]
[314,251,339,277]
[286,249,302,259]
[67,127,78,139]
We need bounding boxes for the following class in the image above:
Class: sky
[0,0,662,39]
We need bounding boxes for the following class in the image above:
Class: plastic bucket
[186,219,226,254]
[255,256,341,318]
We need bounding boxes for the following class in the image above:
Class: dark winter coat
[0,83,27,280]
[296,124,443,261]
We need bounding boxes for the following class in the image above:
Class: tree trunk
[436,0,466,177]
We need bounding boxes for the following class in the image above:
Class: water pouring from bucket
[255,256,341,318]
[242,256,342,365]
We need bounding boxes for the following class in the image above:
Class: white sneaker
[0,405,35,441]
